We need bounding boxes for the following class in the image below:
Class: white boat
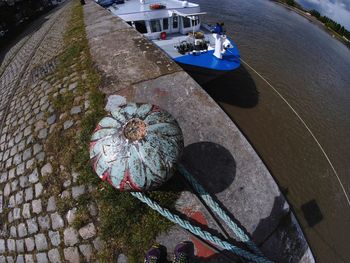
[103,0,241,83]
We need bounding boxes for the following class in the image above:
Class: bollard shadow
[201,64,259,108]
[179,142,236,194]
[157,142,236,194]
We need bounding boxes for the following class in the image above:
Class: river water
[192,0,350,262]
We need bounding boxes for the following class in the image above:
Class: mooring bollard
[90,102,272,263]
[90,102,184,191]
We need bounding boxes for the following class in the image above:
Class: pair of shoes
[144,242,192,263]
[173,242,191,263]
[144,244,162,263]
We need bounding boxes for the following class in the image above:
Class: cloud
[299,0,350,29]
[339,0,350,12]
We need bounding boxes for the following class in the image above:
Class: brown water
[193,0,350,262]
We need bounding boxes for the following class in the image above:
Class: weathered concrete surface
[85,5,180,94]
[83,1,314,262]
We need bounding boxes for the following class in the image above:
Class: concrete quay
[0,0,313,262]
[83,1,314,262]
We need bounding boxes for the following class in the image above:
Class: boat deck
[152,31,215,59]
[153,27,240,71]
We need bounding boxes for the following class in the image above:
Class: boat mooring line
[240,58,350,208]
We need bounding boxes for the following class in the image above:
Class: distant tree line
[284,0,304,11]
[278,0,350,40]
[309,9,350,39]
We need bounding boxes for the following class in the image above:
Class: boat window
[183,17,191,28]
[150,19,162,33]
[173,15,178,29]
[163,18,169,31]
[134,20,147,33]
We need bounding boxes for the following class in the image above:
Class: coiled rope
[131,166,273,263]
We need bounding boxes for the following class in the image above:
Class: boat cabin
[108,0,202,39]
[127,15,200,39]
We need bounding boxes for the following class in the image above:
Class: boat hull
[177,61,233,84]
[172,37,241,84]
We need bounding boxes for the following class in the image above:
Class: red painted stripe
[89,140,97,152]
[119,169,130,191]
[101,170,112,185]
[182,208,217,258]
[93,124,102,132]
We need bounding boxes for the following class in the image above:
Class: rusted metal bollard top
[90,103,184,191]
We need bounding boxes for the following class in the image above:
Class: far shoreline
[270,0,350,49]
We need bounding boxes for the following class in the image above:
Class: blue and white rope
[131,191,272,263]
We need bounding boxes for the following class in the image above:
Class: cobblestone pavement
[0,35,31,78]
[0,2,103,262]
[0,4,68,131]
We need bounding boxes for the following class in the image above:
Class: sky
[297,0,350,30]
